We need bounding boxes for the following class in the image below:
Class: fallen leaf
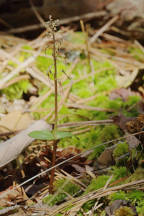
[0,110,33,132]
[126,133,140,149]
[97,148,114,166]
[116,69,138,88]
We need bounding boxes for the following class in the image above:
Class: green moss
[124,95,140,107]
[82,200,96,212]
[113,142,129,159]
[100,125,120,142]
[36,55,53,73]
[126,168,144,182]
[66,32,86,45]
[20,44,33,59]
[92,61,116,92]
[73,79,93,98]
[108,98,123,110]
[8,60,17,67]
[136,200,144,215]
[59,128,100,149]
[85,175,110,193]
[128,47,144,61]
[43,179,80,206]
[110,191,128,201]
[2,79,31,99]
[90,125,120,159]
[59,125,120,160]
[115,206,135,216]
[54,179,80,196]
[127,190,144,202]
[110,166,129,181]
[43,193,66,206]
[92,60,115,71]
[36,50,69,76]
[110,189,144,214]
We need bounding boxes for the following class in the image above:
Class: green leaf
[55,131,73,139]
[29,130,54,140]
[29,130,73,140]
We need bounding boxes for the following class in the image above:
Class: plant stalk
[49,31,58,193]
[49,139,59,194]
[52,32,58,131]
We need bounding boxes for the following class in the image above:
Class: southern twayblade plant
[29,16,73,193]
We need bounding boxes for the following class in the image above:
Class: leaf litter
[1,16,144,216]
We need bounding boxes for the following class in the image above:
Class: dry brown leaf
[0,111,33,132]
[126,133,140,149]
[97,148,114,166]
[116,69,138,88]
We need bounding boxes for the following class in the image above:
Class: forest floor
[0,20,144,216]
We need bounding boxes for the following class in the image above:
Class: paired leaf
[29,130,73,140]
